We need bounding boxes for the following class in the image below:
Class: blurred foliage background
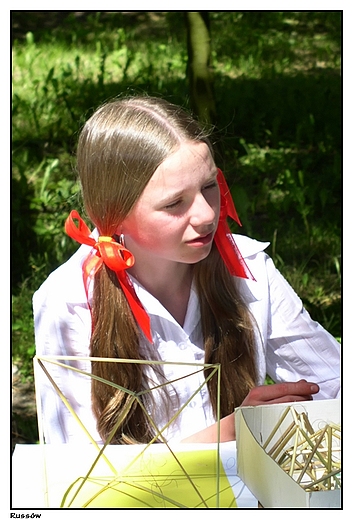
[12,11,341,382]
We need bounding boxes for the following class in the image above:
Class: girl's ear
[113,222,125,237]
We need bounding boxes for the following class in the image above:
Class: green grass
[12,11,341,385]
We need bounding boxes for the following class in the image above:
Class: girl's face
[122,141,220,270]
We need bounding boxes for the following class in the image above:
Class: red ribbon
[214,169,255,280]
[65,210,152,343]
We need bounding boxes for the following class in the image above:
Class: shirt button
[179,342,187,350]
[189,400,197,408]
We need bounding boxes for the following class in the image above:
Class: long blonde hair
[76,96,258,444]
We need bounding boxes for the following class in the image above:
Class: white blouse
[33,234,340,444]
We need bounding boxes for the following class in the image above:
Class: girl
[33,96,340,445]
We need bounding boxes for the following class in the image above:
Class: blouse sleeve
[33,266,101,444]
[264,255,341,399]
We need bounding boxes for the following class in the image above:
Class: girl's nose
[189,193,217,228]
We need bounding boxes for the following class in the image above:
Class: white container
[235,399,341,508]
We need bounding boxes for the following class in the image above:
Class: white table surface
[12,441,257,509]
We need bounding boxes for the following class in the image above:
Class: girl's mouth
[186,232,214,247]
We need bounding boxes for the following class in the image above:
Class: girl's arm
[181,379,319,443]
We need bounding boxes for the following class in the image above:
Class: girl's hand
[240,379,320,407]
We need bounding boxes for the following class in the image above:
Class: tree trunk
[186,12,217,126]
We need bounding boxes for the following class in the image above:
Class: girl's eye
[164,199,182,210]
[164,182,217,210]
[202,181,218,191]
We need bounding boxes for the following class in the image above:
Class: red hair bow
[65,210,152,343]
[215,169,255,280]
